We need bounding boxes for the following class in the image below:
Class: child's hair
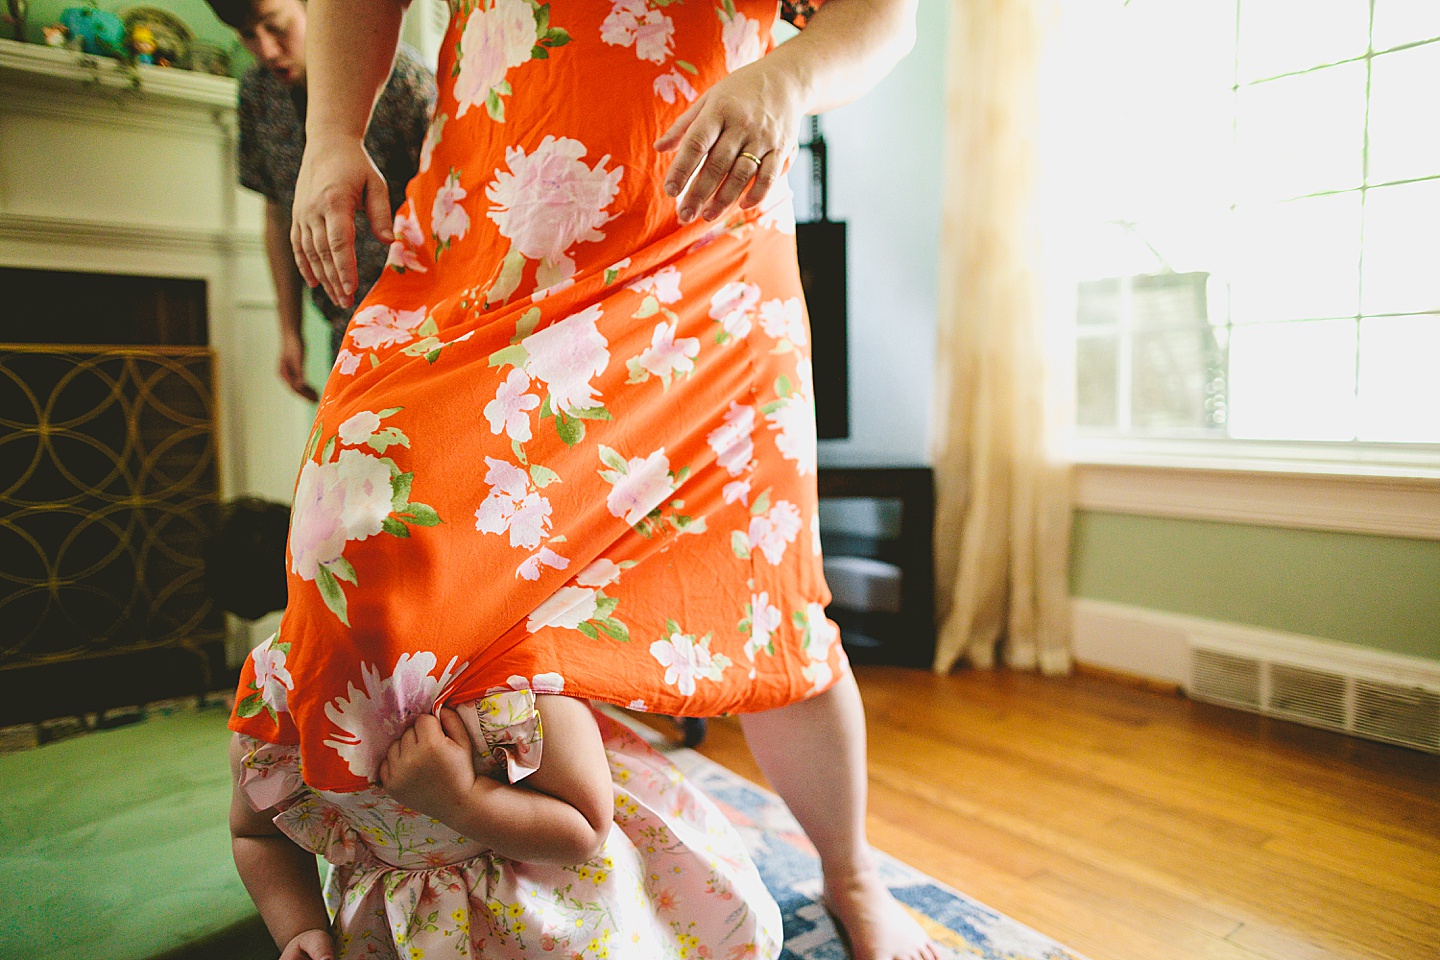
[204,0,303,32]
[203,496,290,620]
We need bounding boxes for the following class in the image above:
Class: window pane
[1229,193,1361,324]
[1373,1,1440,51]
[1228,319,1357,440]
[1362,180,1440,315]
[1357,314,1440,442]
[1367,44,1440,185]
[1077,335,1119,429]
[1236,63,1366,200]
[1237,0,1369,81]
[1132,326,1229,431]
[1076,278,1121,328]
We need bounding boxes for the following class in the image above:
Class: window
[1063,1,1440,465]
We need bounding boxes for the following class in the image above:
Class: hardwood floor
[669,665,1440,960]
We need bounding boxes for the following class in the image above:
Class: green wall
[1071,511,1440,662]
[13,0,251,76]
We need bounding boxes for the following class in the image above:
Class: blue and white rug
[612,714,1088,960]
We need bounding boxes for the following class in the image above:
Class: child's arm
[379,697,614,866]
[228,735,335,960]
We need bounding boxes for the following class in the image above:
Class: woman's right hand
[291,134,394,310]
[279,928,334,960]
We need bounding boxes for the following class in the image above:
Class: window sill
[1072,440,1440,541]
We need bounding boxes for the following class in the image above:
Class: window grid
[1077,1,1440,453]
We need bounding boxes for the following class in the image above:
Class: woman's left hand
[654,59,808,224]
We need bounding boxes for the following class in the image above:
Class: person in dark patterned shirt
[206,0,436,400]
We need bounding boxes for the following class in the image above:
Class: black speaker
[796,117,849,441]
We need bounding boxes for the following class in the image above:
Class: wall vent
[1188,635,1440,754]
[1191,649,1261,709]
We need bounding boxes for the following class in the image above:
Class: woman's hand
[291,134,394,310]
[279,928,334,960]
[654,59,808,224]
[377,709,478,818]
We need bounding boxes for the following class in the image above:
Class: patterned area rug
[615,714,1090,960]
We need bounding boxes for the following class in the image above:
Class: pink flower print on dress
[322,651,467,779]
[484,367,541,442]
[333,348,362,375]
[721,11,762,72]
[764,363,817,477]
[521,304,610,415]
[349,305,428,352]
[250,634,294,714]
[627,265,683,304]
[600,0,675,65]
[516,545,569,580]
[798,602,839,693]
[758,297,806,348]
[454,0,536,119]
[432,170,471,255]
[386,203,428,273]
[722,478,751,505]
[337,410,383,446]
[709,282,760,340]
[289,450,393,581]
[747,498,802,565]
[575,557,622,587]
[706,402,755,477]
[474,456,554,549]
[486,137,624,290]
[634,319,700,386]
[604,448,675,526]
[526,585,599,632]
[418,113,446,174]
[654,69,697,104]
[743,592,782,669]
[649,628,730,696]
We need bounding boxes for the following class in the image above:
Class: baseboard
[1073,597,1440,683]
[1072,598,1440,751]
[1072,661,1184,696]
[1071,598,1193,686]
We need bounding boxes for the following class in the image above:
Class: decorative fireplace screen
[0,274,224,725]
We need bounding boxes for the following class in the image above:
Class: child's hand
[378,709,478,818]
[279,928,334,960]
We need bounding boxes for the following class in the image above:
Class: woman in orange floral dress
[231,0,931,958]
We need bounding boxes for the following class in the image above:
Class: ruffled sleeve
[456,690,544,784]
[237,736,307,812]
[780,0,826,28]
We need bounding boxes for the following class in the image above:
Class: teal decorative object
[58,5,125,56]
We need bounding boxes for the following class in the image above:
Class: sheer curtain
[930,0,1073,674]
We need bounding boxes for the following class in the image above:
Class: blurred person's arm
[265,201,318,402]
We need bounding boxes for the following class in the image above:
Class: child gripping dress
[230,692,782,959]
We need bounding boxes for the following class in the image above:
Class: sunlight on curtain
[931,0,1074,674]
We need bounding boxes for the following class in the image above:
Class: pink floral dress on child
[238,690,782,960]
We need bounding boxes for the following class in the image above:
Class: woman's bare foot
[823,867,940,960]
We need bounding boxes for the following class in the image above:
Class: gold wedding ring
[737,151,764,167]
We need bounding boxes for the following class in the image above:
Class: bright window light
[1054,0,1440,454]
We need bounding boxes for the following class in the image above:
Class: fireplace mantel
[1,37,313,662]
[0,37,237,107]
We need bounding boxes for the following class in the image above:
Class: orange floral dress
[230,0,845,794]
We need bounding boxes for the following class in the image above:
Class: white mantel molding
[0,37,237,107]
[0,212,261,258]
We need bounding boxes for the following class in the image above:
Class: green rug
[0,705,268,960]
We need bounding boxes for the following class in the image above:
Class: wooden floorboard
[658,665,1440,960]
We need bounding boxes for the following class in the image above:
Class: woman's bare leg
[738,668,938,960]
